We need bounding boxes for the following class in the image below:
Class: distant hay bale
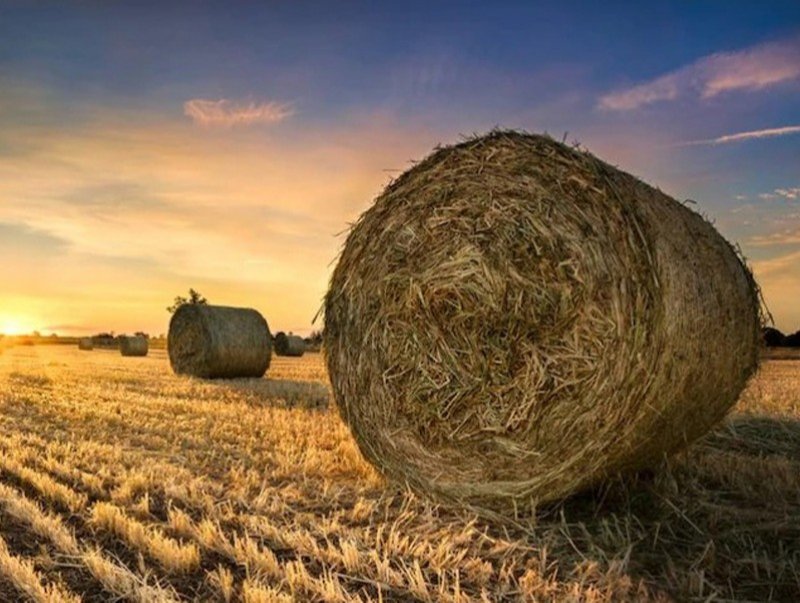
[168,304,272,378]
[324,131,761,515]
[78,338,94,351]
[274,332,306,357]
[119,336,148,357]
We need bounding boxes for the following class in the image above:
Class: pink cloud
[183,98,294,126]
[701,41,800,98]
[599,36,800,110]
[597,74,680,111]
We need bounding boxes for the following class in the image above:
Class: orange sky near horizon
[0,99,799,337]
[0,101,446,337]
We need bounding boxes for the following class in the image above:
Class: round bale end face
[168,305,214,378]
[168,304,272,379]
[324,131,761,515]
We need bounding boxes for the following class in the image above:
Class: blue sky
[0,2,799,335]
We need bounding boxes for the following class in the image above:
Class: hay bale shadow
[212,378,331,410]
[700,415,800,461]
[511,415,800,601]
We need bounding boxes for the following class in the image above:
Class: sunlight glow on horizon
[0,316,38,336]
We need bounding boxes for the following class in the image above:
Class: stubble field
[0,345,797,602]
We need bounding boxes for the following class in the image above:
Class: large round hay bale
[119,336,148,357]
[168,304,272,378]
[274,332,306,357]
[324,131,761,515]
[78,338,93,351]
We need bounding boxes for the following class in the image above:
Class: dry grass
[0,345,797,601]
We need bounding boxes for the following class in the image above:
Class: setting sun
[0,316,35,336]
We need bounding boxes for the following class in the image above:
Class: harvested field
[0,345,798,601]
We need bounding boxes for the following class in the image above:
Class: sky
[0,1,799,336]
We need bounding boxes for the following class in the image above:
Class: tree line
[763,327,800,347]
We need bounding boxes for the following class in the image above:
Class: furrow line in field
[0,531,81,603]
[0,483,180,603]
[0,431,221,517]
[0,454,87,513]
[168,504,477,602]
[88,502,200,575]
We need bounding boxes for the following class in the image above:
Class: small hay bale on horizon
[324,130,761,516]
[274,332,306,357]
[119,335,148,357]
[168,304,272,379]
[78,338,93,351]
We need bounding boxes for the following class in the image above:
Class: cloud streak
[599,36,800,110]
[751,249,800,273]
[750,230,800,247]
[183,98,294,126]
[683,125,800,146]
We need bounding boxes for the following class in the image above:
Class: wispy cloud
[599,76,680,111]
[183,98,295,126]
[701,39,800,98]
[758,186,800,201]
[599,36,800,110]
[751,249,800,273]
[750,230,800,247]
[775,187,800,200]
[0,222,69,255]
[748,196,800,246]
[683,125,800,146]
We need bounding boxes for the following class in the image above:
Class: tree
[306,330,323,346]
[167,289,208,314]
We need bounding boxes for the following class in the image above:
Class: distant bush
[167,288,207,314]
[762,327,800,348]
[763,327,786,347]
[785,331,800,348]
